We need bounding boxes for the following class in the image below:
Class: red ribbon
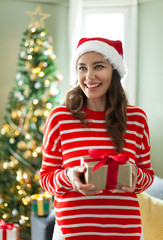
[0,220,14,240]
[85,149,129,189]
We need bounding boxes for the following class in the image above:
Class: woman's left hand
[110,164,137,193]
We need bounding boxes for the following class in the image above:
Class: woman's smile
[84,82,102,90]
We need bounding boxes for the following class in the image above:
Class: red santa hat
[73,37,126,79]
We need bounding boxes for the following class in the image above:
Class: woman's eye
[78,66,86,71]
[95,65,104,69]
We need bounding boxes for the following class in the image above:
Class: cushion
[145,176,163,200]
[137,192,163,240]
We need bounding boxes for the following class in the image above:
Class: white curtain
[68,0,84,85]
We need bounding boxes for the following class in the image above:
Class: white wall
[138,0,163,177]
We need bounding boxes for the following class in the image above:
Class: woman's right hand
[67,166,102,196]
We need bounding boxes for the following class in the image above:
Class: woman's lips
[85,83,101,89]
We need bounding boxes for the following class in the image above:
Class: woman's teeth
[86,83,101,89]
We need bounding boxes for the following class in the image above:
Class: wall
[0,0,69,127]
[138,0,163,177]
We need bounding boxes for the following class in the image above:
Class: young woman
[40,37,154,240]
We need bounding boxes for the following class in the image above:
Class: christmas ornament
[12,208,19,216]
[17,141,27,150]
[23,150,32,159]
[34,82,41,89]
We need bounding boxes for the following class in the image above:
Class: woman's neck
[86,99,106,111]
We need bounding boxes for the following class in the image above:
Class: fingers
[73,182,102,195]
[67,166,103,195]
[74,180,102,195]
[110,188,126,193]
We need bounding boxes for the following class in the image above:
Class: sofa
[31,176,163,240]
[137,176,163,240]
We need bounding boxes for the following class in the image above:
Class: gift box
[81,149,132,190]
[30,209,55,240]
[0,220,19,240]
[31,192,53,216]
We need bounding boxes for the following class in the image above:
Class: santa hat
[73,37,126,79]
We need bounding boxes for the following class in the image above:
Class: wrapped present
[31,192,53,216]
[0,220,19,240]
[81,149,132,190]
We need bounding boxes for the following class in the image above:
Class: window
[80,1,138,104]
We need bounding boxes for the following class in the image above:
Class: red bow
[0,220,14,240]
[87,149,129,189]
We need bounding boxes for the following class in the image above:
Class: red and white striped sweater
[40,105,154,240]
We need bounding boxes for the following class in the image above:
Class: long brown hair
[65,69,128,152]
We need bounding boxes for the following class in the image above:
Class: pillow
[137,192,163,240]
[145,176,163,200]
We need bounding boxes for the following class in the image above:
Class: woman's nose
[86,68,95,81]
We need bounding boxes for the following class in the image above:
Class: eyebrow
[78,61,107,65]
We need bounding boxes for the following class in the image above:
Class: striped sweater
[40,105,154,240]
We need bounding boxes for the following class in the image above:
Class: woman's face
[77,52,113,108]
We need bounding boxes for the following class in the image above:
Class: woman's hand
[67,166,102,196]
[110,164,138,194]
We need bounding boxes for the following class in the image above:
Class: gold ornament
[24,86,30,98]
[39,124,45,133]
[14,130,20,137]
[34,174,39,181]
[26,5,51,28]
[11,110,22,119]
[32,67,41,74]
[32,116,38,122]
[10,159,19,168]
[30,73,37,81]
[10,187,15,194]
[36,39,43,46]
[34,45,41,53]
[42,97,47,103]
[22,196,31,205]
[17,141,27,150]
[27,140,36,150]
[23,150,32,159]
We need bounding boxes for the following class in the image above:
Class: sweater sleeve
[40,108,73,197]
[134,112,154,194]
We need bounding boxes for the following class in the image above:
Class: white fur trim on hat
[72,40,126,79]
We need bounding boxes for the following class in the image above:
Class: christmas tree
[0,5,62,237]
